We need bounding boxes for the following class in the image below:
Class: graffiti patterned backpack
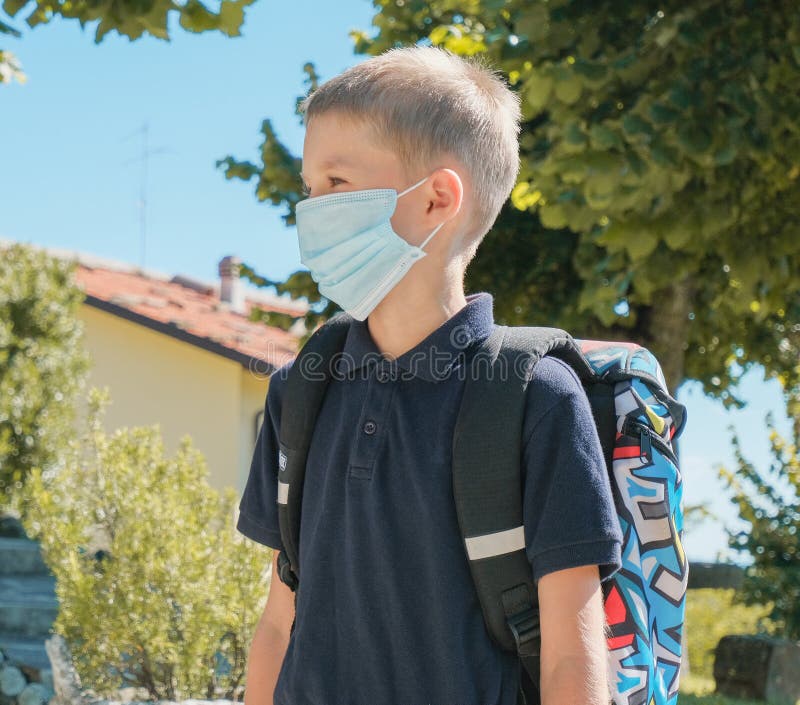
[275,312,688,705]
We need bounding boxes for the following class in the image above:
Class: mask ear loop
[397,174,447,250]
[419,221,446,250]
[397,175,429,198]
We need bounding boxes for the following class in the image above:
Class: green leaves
[583,173,616,211]
[0,243,89,508]
[179,0,256,38]
[721,418,800,639]
[513,5,548,43]
[428,22,487,55]
[661,216,695,251]
[524,70,553,113]
[676,123,713,154]
[2,0,255,49]
[539,202,567,229]
[625,231,659,261]
[217,118,303,225]
[589,124,624,151]
[573,58,609,87]
[553,67,582,105]
[1,0,27,20]
[216,0,252,34]
[667,82,702,111]
[622,114,654,139]
[20,391,269,699]
[562,121,587,150]
[649,102,681,124]
[179,0,222,33]
[510,181,542,210]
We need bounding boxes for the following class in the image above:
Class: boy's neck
[366,284,469,361]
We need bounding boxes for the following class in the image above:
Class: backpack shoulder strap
[277,311,353,590]
[453,324,583,703]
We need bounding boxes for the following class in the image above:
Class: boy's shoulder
[264,357,294,418]
[516,352,603,455]
[524,354,587,418]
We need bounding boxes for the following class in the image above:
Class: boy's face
[300,110,462,251]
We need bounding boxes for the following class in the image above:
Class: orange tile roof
[73,261,304,373]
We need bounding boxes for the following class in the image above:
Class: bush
[20,389,272,701]
[0,242,89,511]
[684,588,773,679]
[720,415,800,639]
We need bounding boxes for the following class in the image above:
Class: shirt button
[377,368,388,382]
[363,420,377,435]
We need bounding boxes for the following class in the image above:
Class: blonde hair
[298,45,521,261]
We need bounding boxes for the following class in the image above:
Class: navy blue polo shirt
[237,291,622,705]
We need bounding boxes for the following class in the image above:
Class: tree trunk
[642,278,692,395]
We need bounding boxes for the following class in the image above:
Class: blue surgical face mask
[295,175,445,321]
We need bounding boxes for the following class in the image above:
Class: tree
[0,243,89,511]
[1,0,256,84]
[218,0,800,400]
[720,415,800,639]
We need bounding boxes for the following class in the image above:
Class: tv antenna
[120,122,172,269]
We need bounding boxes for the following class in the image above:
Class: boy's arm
[519,359,622,704]
[537,564,609,705]
[236,362,295,705]
[244,550,296,705]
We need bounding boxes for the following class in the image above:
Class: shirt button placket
[348,361,396,480]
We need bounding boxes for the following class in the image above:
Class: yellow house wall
[78,304,266,495]
[239,369,269,492]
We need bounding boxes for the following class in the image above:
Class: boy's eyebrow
[300,155,354,182]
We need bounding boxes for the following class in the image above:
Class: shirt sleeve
[521,357,622,584]
[236,360,293,551]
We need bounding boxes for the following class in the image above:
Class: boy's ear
[426,168,464,222]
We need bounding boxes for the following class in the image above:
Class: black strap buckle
[506,607,541,656]
[276,550,299,591]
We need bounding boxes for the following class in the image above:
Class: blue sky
[1,0,792,562]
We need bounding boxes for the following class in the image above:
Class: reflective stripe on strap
[465,526,525,561]
[277,481,289,505]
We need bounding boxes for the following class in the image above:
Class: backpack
[275,312,688,705]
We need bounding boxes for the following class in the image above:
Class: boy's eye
[301,176,345,198]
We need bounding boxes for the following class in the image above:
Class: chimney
[218,255,246,314]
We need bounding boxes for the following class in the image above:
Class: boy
[236,46,622,705]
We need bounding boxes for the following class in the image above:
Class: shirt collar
[340,292,496,382]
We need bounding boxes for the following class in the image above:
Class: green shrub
[20,389,272,700]
[720,416,800,639]
[0,242,89,511]
[684,588,773,679]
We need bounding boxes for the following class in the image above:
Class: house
[66,250,305,497]
[0,246,307,671]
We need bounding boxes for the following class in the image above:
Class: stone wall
[688,562,745,590]
[715,635,800,705]
[0,645,54,705]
